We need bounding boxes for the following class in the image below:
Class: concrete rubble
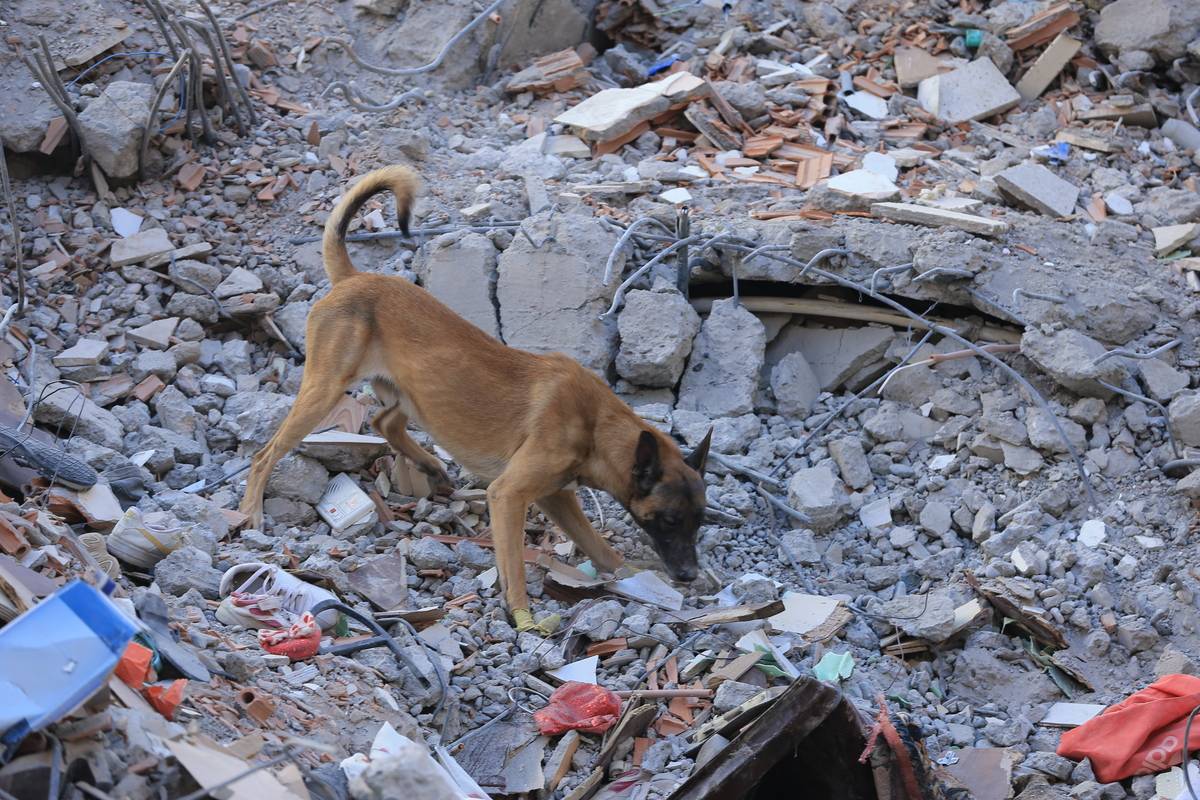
[4,0,1200,798]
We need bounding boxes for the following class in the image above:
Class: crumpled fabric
[258,612,321,661]
[1058,674,1200,783]
[534,681,622,735]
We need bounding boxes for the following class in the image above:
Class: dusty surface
[3,0,1200,798]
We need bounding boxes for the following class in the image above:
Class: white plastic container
[316,473,377,532]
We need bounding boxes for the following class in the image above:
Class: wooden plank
[679,601,785,627]
[544,730,580,793]
[690,296,1021,344]
[684,104,741,150]
[703,651,763,689]
[705,80,752,135]
[1015,33,1082,100]
[1004,3,1080,51]
[796,152,833,188]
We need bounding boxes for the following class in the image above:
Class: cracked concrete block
[677,298,765,417]
[769,324,893,392]
[497,212,620,373]
[416,231,500,338]
[78,81,156,180]
[1169,392,1200,447]
[1140,357,1190,401]
[770,351,820,419]
[995,163,1080,217]
[787,465,849,532]
[616,290,701,387]
[917,58,1020,124]
[1020,328,1128,398]
[828,437,873,490]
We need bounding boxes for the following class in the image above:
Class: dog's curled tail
[322,164,418,285]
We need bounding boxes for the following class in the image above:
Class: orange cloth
[534,681,621,735]
[1058,674,1200,783]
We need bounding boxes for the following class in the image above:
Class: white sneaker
[107,508,193,569]
[216,563,340,630]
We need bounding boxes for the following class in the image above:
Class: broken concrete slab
[1094,0,1200,64]
[53,338,109,368]
[616,290,701,388]
[417,231,500,339]
[111,228,173,267]
[496,212,619,372]
[1020,327,1129,398]
[917,58,1020,124]
[844,91,888,120]
[128,317,179,350]
[894,46,952,88]
[994,163,1079,218]
[826,169,899,203]
[1152,223,1198,256]
[78,81,156,180]
[870,202,1009,236]
[770,324,893,391]
[677,298,766,418]
[1016,33,1082,100]
[1140,357,1190,402]
[555,72,709,143]
[214,267,264,299]
[33,385,124,450]
[770,351,820,419]
[1169,392,1200,447]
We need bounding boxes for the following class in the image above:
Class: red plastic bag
[1058,674,1200,783]
[534,681,622,735]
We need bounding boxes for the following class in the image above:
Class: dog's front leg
[487,448,573,634]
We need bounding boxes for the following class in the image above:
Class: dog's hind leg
[240,313,371,528]
[536,489,624,573]
[370,384,452,494]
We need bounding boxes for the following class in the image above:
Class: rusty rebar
[139,50,192,179]
[1093,340,1181,365]
[324,0,505,77]
[179,17,245,135]
[193,0,258,127]
[0,150,25,315]
[321,82,424,113]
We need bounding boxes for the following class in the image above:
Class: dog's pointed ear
[685,427,712,473]
[633,431,662,496]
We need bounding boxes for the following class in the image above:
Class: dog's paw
[239,502,264,531]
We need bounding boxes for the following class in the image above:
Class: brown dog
[239,165,711,627]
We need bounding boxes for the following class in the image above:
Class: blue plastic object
[648,54,680,76]
[0,580,138,755]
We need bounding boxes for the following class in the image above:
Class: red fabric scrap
[1058,674,1200,783]
[534,681,622,735]
[258,612,321,661]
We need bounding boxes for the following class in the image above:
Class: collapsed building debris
[6,0,1200,797]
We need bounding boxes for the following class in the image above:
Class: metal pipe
[326,0,506,77]
[1093,340,1180,365]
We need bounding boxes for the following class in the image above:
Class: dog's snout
[672,566,698,583]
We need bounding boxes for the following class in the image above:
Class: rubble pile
[6,0,1200,797]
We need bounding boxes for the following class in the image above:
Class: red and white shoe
[215,563,339,630]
